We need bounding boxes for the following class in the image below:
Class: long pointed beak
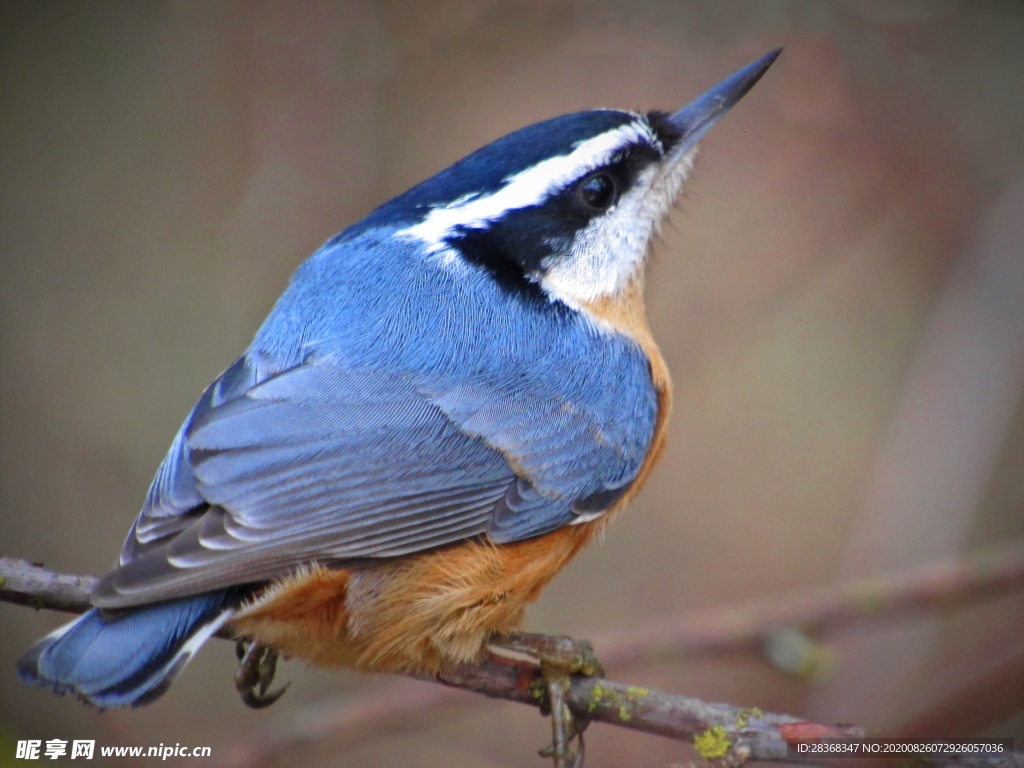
[670,48,781,152]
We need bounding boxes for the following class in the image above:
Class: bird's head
[373,49,780,313]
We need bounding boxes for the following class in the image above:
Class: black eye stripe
[442,131,664,299]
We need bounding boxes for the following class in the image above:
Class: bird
[19,50,779,720]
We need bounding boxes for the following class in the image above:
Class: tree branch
[4,551,1022,768]
[591,539,1024,667]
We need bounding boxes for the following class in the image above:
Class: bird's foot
[491,632,604,768]
[234,639,289,709]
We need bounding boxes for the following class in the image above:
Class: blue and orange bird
[19,50,779,722]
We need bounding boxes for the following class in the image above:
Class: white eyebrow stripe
[397,119,657,255]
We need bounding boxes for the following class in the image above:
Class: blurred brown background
[2,1,1022,766]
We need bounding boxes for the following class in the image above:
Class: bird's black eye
[576,172,617,211]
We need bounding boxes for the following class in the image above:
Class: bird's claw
[536,671,586,768]
[234,639,289,709]
[492,632,601,768]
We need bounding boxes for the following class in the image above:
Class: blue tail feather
[17,592,237,708]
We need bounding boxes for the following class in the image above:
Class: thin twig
[0,557,97,612]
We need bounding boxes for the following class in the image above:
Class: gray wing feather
[96,339,652,607]
[95,359,521,607]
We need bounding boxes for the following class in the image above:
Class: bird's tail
[17,592,237,708]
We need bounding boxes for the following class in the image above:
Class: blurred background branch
[591,538,1024,665]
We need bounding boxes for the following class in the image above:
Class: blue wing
[94,231,658,608]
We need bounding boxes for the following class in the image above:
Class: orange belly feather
[232,524,596,673]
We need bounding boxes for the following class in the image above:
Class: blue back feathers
[88,229,659,606]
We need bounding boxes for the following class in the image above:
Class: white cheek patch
[397,117,657,259]
[539,146,698,307]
